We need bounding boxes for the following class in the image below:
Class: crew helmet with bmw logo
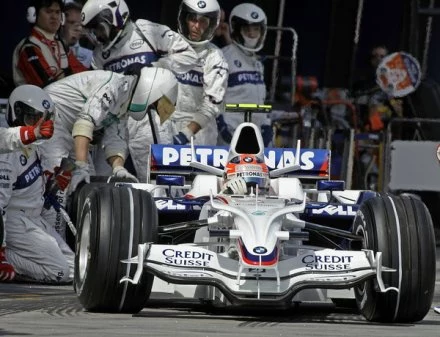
[7,84,55,127]
[178,0,221,46]
[81,0,130,52]
[229,3,267,52]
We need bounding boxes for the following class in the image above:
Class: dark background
[2,0,440,94]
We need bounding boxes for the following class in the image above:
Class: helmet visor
[14,101,53,126]
[83,9,114,45]
[231,17,266,52]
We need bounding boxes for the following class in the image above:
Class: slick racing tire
[74,185,158,313]
[68,182,108,250]
[68,178,139,250]
[352,193,436,323]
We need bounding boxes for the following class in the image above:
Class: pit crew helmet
[81,0,129,52]
[178,0,221,46]
[128,67,178,121]
[7,84,55,127]
[229,3,267,52]
[225,154,270,193]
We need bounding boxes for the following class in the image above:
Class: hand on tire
[112,166,139,182]
[67,161,90,195]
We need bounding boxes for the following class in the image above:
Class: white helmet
[178,0,220,46]
[81,0,129,52]
[7,85,55,127]
[230,3,267,52]
[128,67,178,121]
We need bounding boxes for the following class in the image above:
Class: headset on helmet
[178,0,221,46]
[81,0,129,51]
[229,3,267,52]
[128,67,178,121]
[26,0,65,25]
[7,85,55,127]
[225,154,269,193]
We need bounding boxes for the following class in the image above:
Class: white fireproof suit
[171,42,228,145]
[39,70,134,239]
[91,19,199,182]
[217,44,270,145]
[41,70,132,169]
[0,147,74,283]
[0,127,26,154]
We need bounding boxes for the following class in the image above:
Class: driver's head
[225,154,269,193]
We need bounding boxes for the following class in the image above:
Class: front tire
[353,193,436,323]
[74,185,158,313]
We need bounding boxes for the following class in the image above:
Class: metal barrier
[266,26,299,105]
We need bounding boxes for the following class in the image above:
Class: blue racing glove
[173,132,189,145]
[216,115,232,143]
[261,124,274,147]
[173,127,193,145]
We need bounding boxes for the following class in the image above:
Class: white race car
[73,120,436,323]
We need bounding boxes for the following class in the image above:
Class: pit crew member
[13,0,87,87]
[216,3,272,146]
[39,67,164,238]
[1,85,74,283]
[81,0,198,178]
[170,0,228,146]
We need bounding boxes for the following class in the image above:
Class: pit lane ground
[0,247,439,337]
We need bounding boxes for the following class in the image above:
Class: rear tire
[352,193,436,322]
[74,185,158,313]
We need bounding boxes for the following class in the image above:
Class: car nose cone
[253,246,267,254]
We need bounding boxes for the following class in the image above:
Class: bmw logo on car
[197,1,206,8]
[253,246,267,254]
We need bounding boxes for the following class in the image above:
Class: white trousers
[5,210,74,283]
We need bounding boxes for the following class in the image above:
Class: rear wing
[147,144,330,183]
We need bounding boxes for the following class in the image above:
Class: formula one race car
[73,116,436,323]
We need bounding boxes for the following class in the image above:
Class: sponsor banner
[301,253,354,270]
[376,52,421,97]
[149,246,216,268]
[310,205,359,217]
[150,144,329,176]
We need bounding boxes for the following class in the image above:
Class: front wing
[121,244,397,306]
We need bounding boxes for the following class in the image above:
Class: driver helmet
[225,154,269,193]
[178,0,221,46]
[81,0,129,52]
[229,3,267,52]
[128,67,178,121]
[7,84,55,127]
